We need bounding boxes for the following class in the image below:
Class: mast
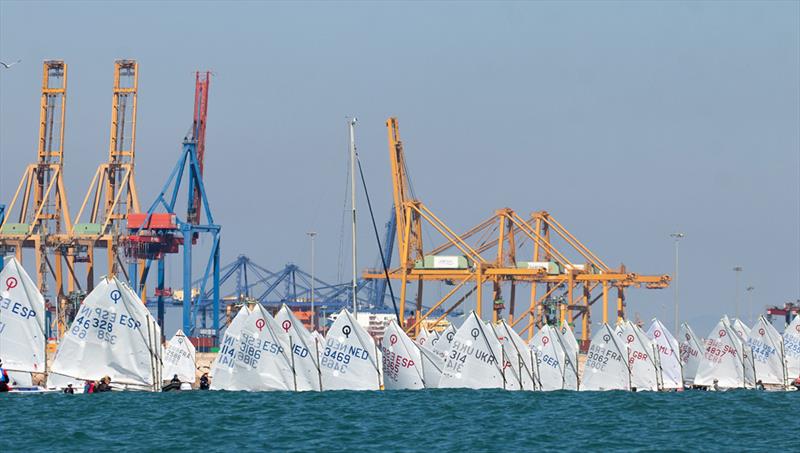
[349,117,358,315]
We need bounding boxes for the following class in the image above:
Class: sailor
[63,384,75,394]
[199,373,210,390]
[162,374,182,392]
[83,380,96,394]
[712,379,719,392]
[0,359,10,392]
[755,380,765,390]
[96,376,112,392]
[793,375,800,390]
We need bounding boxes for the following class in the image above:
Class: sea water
[2,389,797,451]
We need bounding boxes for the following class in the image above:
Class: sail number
[0,297,36,320]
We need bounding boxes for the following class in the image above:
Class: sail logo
[5,276,18,291]
[281,320,291,333]
[109,290,121,304]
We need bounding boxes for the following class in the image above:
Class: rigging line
[336,129,351,284]
[356,156,400,321]
[552,325,579,379]
[475,314,504,376]
[501,322,535,384]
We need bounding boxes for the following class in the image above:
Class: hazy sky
[1,1,798,334]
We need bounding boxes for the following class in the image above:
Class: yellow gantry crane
[71,60,142,290]
[363,117,670,343]
[0,61,72,298]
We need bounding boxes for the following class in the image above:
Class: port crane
[0,61,72,335]
[126,71,221,342]
[363,117,670,343]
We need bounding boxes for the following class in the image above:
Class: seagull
[0,59,22,69]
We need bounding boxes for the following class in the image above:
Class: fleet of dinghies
[2,254,799,393]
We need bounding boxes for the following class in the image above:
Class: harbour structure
[0,60,222,342]
[363,117,671,344]
[125,71,221,342]
[0,61,72,335]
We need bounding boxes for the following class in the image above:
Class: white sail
[417,330,444,388]
[321,308,381,391]
[746,316,786,385]
[694,317,746,388]
[50,276,161,389]
[731,325,757,388]
[432,324,456,359]
[646,319,682,389]
[620,321,660,391]
[210,303,294,391]
[785,315,800,384]
[210,305,249,386]
[531,325,566,391]
[0,257,46,373]
[415,328,432,348]
[46,372,85,392]
[679,323,703,386]
[439,312,503,389]
[731,318,751,339]
[7,370,33,386]
[556,323,580,390]
[381,319,424,390]
[162,329,196,383]
[581,324,630,391]
[492,320,535,391]
[275,304,321,391]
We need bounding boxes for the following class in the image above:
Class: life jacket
[0,368,9,384]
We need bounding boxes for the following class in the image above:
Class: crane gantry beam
[364,117,670,344]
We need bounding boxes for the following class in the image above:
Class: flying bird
[0,59,22,69]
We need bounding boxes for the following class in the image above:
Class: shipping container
[127,213,178,230]
[515,261,561,275]
[0,223,30,234]
[414,255,470,269]
[73,223,104,235]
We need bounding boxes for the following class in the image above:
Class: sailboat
[746,316,786,386]
[381,319,424,390]
[785,315,800,385]
[0,257,46,391]
[275,304,322,391]
[210,302,294,391]
[694,316,748,389]
[556,322,580,390]
[646,319,683,390]
[439,311,504,389]
[163,329,197,387]
[581,323,629,391]
[415,328,433,348]
[417,328,444,388]
[49,275,162,391]
[491,320,536,391]
[321,308,381,391]
[678,323,703,387]
[530,324,567,391]
[619,321,661,391]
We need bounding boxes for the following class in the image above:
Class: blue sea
[2,389,797,452]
